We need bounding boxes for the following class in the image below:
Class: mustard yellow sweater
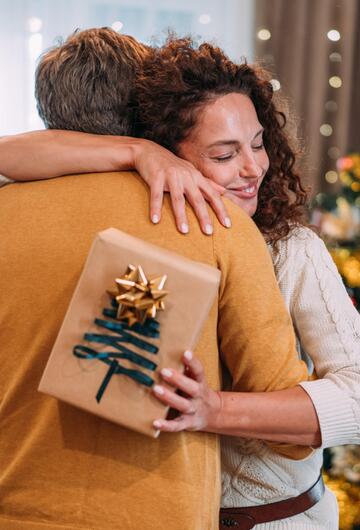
[0,172,308,530]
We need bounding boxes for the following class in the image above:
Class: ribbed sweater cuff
[299,379,360,448]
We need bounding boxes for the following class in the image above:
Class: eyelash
[213,154,234,162]
[253,143,264,150]
[213,143,264,162]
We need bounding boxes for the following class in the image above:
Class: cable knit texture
[221,226,360,529]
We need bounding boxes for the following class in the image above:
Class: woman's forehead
[194,93,261,142]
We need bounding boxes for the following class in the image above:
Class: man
[0,28,312,530]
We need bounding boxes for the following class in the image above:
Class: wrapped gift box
[38,228,220,437]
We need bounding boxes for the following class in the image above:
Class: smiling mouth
[227,182,259,199]
[242,184,257,194]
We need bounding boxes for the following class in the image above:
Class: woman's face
[178,93,269,217]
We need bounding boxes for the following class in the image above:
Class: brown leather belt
[219,474,325,529]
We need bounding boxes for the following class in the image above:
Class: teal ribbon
[103,306,160,338]
[73,304,160,403]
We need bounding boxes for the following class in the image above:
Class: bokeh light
[111,21,124,31]
[327,29,341,41]
[325,100,338,112]
[257,28,271,40]
[270,78,281,91]
[329,76,342,88]
[325,170,338,183]
[320,124,333,136]
[27,16,42,33]
[329,52,342,62]
[199,14,211,24]
[328,146,341,159]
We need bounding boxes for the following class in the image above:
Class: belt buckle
[220,514,256,529]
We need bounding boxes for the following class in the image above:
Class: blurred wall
[255,0,360,195]
[0,0,254,135]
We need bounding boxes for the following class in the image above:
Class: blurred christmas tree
[311,153,360,310]
[324,447,360,530]
[311,153,360,529]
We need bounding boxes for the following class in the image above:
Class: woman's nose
[239,151,263,179]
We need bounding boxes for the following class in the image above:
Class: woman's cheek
[197,158,238,188]
[260,150,270,172]
[199,163,227,186]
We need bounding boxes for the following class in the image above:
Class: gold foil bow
[108,265,168,325]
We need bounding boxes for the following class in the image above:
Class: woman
[1,36,359,528]
[134,38,359,528]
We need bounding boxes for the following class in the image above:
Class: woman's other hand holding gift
[152,350,222,432]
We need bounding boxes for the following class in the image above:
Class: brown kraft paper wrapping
[38,228,220,438]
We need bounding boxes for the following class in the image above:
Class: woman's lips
[227,183,258,200]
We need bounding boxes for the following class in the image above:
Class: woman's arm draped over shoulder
[0,130,140,179]
[0,130,229,234]
[284,228,360,448]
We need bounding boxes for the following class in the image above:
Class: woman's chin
[225,193,258,218]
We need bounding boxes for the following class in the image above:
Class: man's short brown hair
[35,27,149,136]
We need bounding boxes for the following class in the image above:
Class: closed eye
[252,143,264,151]
[211,153,236,162]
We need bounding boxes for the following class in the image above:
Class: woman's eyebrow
[207,139,240,148]
[206,128,264,148]
[253,128,264,140]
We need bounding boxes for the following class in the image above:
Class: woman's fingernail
[161,368,172,378]
[224,217,231,228]
[152,214,160,224]
[205,224,213,235]
[181,223,189,234]
[153,385,165,395]
[153,420,162,428]
[184,350,193,361]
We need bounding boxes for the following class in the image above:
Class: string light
[329,76,342,88]
[325,101,338,112]
[327,29,341,41]
[199,14,211,24]
[329,52,342,62]
[111,21,123,31]
[329,77,342,89]
[325,170,338,183]
[27,17,42,33]
[328,146,341,159]
[320,124,333,136]
[257,28,271,40]
[270,79,281,91]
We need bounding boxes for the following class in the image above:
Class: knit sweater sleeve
[278,227,360,448]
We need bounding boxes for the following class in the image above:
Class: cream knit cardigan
[221,226,360,529]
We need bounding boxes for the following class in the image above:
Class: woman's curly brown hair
[135,36,308,246]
